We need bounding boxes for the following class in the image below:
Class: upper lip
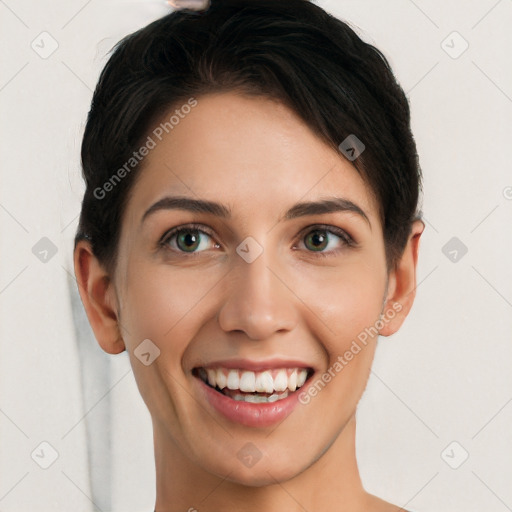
[195,358,315,373]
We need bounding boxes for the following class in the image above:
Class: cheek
[295,256,386,346]
[119,258,220,359]
[116,258,223,424]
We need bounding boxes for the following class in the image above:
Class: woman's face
[103,91,404,485]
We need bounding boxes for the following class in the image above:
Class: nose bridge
[217,241,296,339]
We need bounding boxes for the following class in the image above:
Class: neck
[153,414,370,512]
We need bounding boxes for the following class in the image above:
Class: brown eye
[175,230,202,252]
[297,225,354,257]
[304,230,329,252]
[160,224,218,254]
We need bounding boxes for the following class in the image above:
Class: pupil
[307,230,327,251]
[178,231,199,251]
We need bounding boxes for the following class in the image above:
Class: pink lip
[200,358,314,372]
[194,371,313,428]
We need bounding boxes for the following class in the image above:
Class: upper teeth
[200,368,308,393]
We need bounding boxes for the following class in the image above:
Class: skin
[74,91,424,512]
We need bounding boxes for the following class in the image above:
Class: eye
[158,223,355,257]
[295,225,355,257]
[159,223,219,254]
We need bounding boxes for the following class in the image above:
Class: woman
[73,0,425,510]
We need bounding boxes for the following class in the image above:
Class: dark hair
[75,0,422,275]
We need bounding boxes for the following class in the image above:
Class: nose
[217,246,298,340]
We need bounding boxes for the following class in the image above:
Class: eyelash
[158,223,356,258]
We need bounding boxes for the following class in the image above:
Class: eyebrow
[141,195,371,228]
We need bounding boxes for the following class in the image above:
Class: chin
[202,452,309,488]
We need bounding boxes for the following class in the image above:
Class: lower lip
[195,375,308,428]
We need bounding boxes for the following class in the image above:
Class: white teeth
[255,371,274,393]
[297,368,307,388]
[199,367,310,395]
[288,369,297,392]
[243,394,267,403]
[231,390,289,403]
[206,369,217,388]
[239,371,256,392]
[226,369,239,390]
[273,369,288,392]
[215,368,227,389]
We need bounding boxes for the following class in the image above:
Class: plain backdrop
[1,0,511,511]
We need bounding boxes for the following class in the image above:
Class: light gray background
[1,1,511,511]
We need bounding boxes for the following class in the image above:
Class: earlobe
[379,219,425,337]
[73,241,126,354]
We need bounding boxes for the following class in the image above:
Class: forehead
[125,91,380,226]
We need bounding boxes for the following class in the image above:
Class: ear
[73,240,126,354]
[379,219,425,336]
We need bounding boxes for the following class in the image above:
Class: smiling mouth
[194,367,314,403]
